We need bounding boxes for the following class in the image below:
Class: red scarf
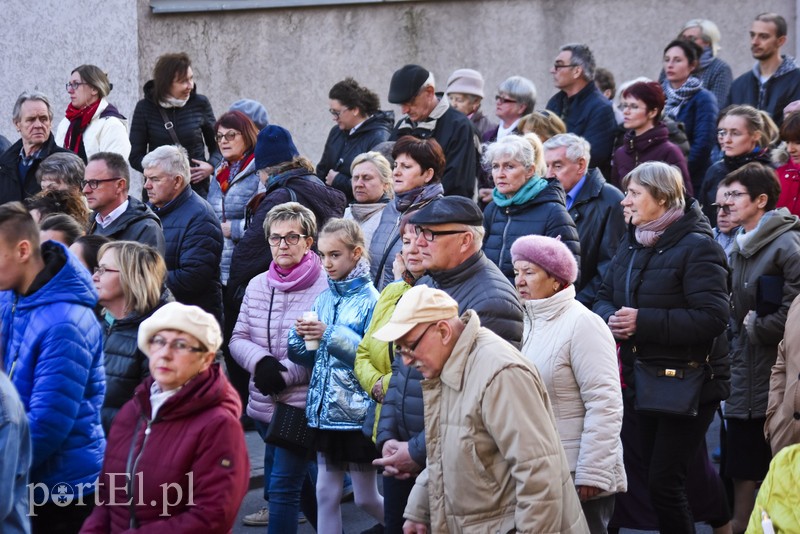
[64,99,102,155]
[216,152,254,194]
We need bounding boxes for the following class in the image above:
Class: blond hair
[98,241,166,315]
[319,218,369,262]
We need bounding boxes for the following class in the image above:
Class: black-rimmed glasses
[81,177,123,190]
[414,225,467,242]
[267,233,308,246]
[394,323,435,360]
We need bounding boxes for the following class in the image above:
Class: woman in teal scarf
[482,134,580,284]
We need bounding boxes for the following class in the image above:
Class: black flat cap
[388,65,430,104]
[410,196,484,226]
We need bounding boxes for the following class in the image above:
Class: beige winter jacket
[765,293,800,455]
[403,311,587,533]
[521,285,627,495]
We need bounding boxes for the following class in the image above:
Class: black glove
[253,356,288,396]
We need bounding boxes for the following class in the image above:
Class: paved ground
[233,414,724,533]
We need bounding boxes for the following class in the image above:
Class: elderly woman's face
[147,329,213,391]
[621,180,668,226]
[351,161,386,203]
[491,154,533,198]
[169,66,194,101]
[217,126,247,163]
[724,180,767,232]
[268,219,313,270]
[514,260,560,301]
[393,153,433,194]
[401,223,425,278]
[448,93,476,116]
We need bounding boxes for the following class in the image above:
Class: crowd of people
[3,10,800,534]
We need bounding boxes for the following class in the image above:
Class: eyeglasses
[414,225,468,242]
[267,233,308,246]
[618,103,642,111]
[81,177,122,190]
[147,335,206,355]
[723,190,748,200]
[495,95,518,105]
[717,129,745,139]
[711,203,731,215]
[215,131,241,142]
[329,107,349,118]
[553,63,578,70]
[394,323,435,360]
[93,265,120,276]
[65,81,88,92]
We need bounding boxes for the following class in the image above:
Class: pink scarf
[635,207,684,246]
[267,251,323,292]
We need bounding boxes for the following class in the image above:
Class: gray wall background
[1,0,796,164]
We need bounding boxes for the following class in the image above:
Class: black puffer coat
[376,356,425,466]
[89,196,165,254]
[482,179,581,284]
[100,289,173,434]
[593,200,731,404]
[0,135,70,205]
[316,111,393,203]
[699,150,773,226]
[152,185,223,325]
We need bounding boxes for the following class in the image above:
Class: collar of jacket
[397,97,450,132]
[626,199,711,249]
[439,310,481,391]
[151,184,192,217]
[522,284,576,322]
[731,207,800,258]
[328,272,373,297]
[624,122,670,154]
[428,251,485,287]
[572,168,606,209]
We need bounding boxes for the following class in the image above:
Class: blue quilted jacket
[289,271,378,430]
[1,241,105,491]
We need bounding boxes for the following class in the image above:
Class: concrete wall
[2,0,796,166]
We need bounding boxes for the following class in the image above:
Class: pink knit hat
[510,235,578,285]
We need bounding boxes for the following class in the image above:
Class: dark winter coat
[376,354,426,466]
[100,289,173,434]
[699,150,773,226]
[470,110,497,138]
[80,364,249,534]
[725,56,800,127]
[727,209,800,419]
[482,179,581,285]
[611,122,692,194]
[0,242,105,491]
[568,169,626,307]
[0,134,70,205]
[391,100,479,198]
[593,200,731,404]
[316,111,393,202]
[671,87,719,191]
[89,195,166,254]
[152,185,223,325]
[546,83,617,174]
[227,170,346,297]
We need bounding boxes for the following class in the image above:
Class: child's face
[318,233,361,281]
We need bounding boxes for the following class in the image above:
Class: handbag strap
[266,287,275,353]
[157,107,182,146]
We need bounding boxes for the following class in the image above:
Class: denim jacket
[0,371,31,534]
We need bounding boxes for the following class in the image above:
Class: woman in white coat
[56,64,131,161]
[511,234,626,534]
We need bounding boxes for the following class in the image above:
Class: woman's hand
[220,221,232,238]
[295,318,326,341]
[576,485,602,502]
[608,306,638,340]
[372,377,385,403]
[325,169,337,186]
[190,159,214,183]
[392,252,406,281]
[478,187,493,203]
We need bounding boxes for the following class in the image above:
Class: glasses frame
[215,131,241,142]
[147,335,206,355]
[394,323,436,360]
[329,107,349,118]
[553,63,579,70]
[65,81,88,92]
[93,266,120,276]
[80,177,123,190]
[723,190,748,201]
[711,203,731,215]
[267,233,308,247]
[414,225,467,243]
[494,95,518,105]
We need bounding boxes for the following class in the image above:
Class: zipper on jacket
[7,296,20,379]
[498,207,512,273]
[624,248,638,308]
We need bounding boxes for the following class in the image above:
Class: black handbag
[633,359,706,417]
[265,402,316,451]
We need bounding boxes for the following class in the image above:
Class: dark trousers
[383,476,416,534]
[638,402,718,534]
[32,497,94,534]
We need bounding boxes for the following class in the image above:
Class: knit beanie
[230,99,270,131]
[510,235,578,285]
[254,125,299,170]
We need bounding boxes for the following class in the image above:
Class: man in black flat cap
[388,65,480,199]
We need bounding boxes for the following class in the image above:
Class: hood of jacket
[733,208,800,258]
[350,110,395,137]
[133,362,241,422]
[623,122,670,155]
[753,55,799,80]
[17,241,97,311]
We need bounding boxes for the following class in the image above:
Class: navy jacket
[546,83,617,174]
[89,196,165,254]
[673,87,718,191]
[725,56,800,127]
[0,242,105,491]
[152,185,223,325]
[316,111,393,202]
[0,135,70,205]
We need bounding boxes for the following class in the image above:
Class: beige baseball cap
[373,285,459,343]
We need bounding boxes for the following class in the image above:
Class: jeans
[255,421,317,533]
[382,476,416,534]
[638,402,718,534]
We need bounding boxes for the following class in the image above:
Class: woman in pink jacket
[229,202,328,533]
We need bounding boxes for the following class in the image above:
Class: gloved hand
[253,356,288,396]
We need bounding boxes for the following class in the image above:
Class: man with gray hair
[546,44,617,177]
[0,92,70,205]
[544,133,625,307]
[143,145,223,325]
[85,152,164,254]
[388,64,479,198]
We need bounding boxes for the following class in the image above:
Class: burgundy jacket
[611,122,693,196]
[80,363,249,534]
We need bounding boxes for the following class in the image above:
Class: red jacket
[80,363,249,533]
[777,161,800,216]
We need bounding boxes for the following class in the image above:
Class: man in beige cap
[373,285,587,533]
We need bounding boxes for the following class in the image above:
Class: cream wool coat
[55,98,131,159]
[521,285,626,495]
[404,311,587,533]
